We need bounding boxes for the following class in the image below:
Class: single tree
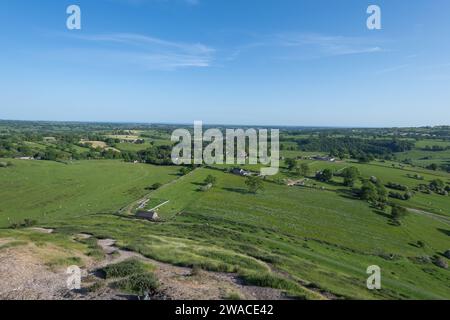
[342,167,360,187]
[360,181,378,202]
[375,181,388,203]
[391,205,408,223]
[285,158,297,171]
[204,175,217,186]
[245,176,264,193]
[150,182,162,190]
[179,167,191,176]
[316,169,333,182]
[297,163,311,177]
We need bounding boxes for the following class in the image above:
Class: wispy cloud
[62,32,214,70]
[376,62,450,76]
[277,33,383,55]
[376,64,410,75]
[227,32,386,61]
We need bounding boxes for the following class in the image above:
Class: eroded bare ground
[0,233,288,300]
[0,241,82,300]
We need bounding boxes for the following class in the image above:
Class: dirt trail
[407,208,450,225]
[94,238,288,300]
[0,232,288,300]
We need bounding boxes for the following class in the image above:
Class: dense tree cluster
[295,137,414,159]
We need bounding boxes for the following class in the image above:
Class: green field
[0,159,179,226]
[1,126,450,300]
[46,166,450,299]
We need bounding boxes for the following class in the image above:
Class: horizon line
[0,118,449,130]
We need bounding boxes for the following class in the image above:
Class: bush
[113,273,159,296]
[386,182,408,191]
[223,292,242,300]
[204,175,217,186]
[245,176,264,193]
[433,256,448,269]
[388,191,412,201]
[444,250,450,259]
[102,259,148,278]
[315,169,333,182]
[8,218,37,229]
[391,205,408,224]
[417,240,426,248]
[149,183,162,190]
[239,272,298,292]
[341,167,360,187]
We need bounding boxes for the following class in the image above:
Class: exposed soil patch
[28,227,54,234]
[0,234,289,300]
[0,243,72,300]
[92,239,288,300]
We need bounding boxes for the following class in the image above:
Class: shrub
[388,191,412,200]
[239,272,298,292]
[315,169,333,182]
[223,292,242,300]
[433,256,448,269]
[341,167,360,187]
[8,218,37,229]
[102,259,148,278]
[444,250,450,259]
[204,175,217,186]
[410,255,432,264]
[417,240,426,248]
[245,176,264,193]
[150,183,162,190]
[190,265,202,276]
[386,182,408,191]
[113,273,159,296]
[391,205,408,223]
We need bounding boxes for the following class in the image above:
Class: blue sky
[0,0,449,127]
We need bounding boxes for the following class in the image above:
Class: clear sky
[1,0,449,127]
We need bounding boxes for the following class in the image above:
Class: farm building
[231,168,251,176]
[312,155,336,162]
[136,210,159,221]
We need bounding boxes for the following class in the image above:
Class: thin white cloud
[274,33,385,58]
[63,32,214,70]
[227,32,386,61]
[376,64,410,75]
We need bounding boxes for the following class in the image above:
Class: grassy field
[45,166,450,299]
[0,156,449,299]
[0,159,179,227]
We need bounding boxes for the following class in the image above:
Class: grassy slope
[0,160,449,299]
[0,159,179,226]
[121,168,450,298]
[47,167,450,299]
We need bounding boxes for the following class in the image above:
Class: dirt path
[118,168,198,216]
[0,230,292,300]
[93,238,288,300]
[407,208,450,225]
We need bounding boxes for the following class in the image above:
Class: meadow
[0,159,179,226]
[46,166,450,299]
[0,123,449,300]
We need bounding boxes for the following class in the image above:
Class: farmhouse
[231,168,251,176]
[312,155,336,162]
[136,210,159,221]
